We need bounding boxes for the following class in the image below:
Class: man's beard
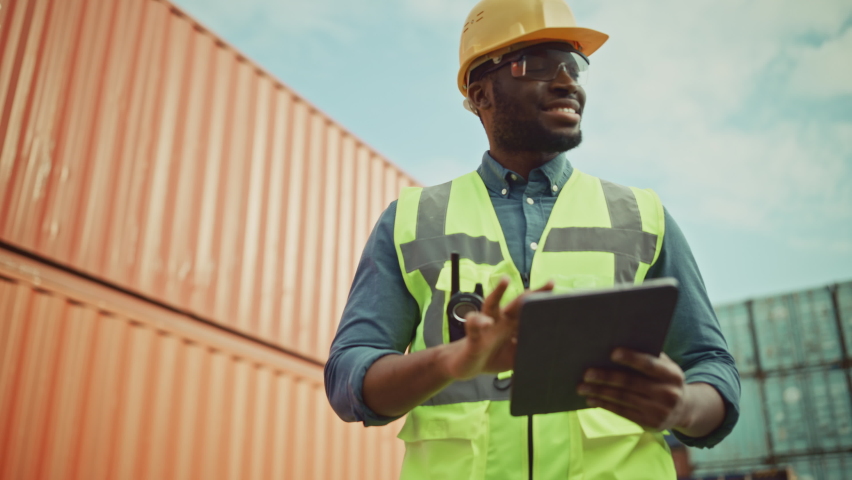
[490,78,582,153]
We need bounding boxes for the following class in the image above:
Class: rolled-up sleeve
[324,201,420,426]
[650,209,741,448]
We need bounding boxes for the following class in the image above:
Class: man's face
[477,44,587,153]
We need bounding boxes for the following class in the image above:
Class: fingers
[503,279,555,318]
[481,276,510,315]
[463,312,493,344]
[579,363,687,430]
[611,349,685,384]
[474,277,556,330]
[579,373,684,412]
[583,367,651,391]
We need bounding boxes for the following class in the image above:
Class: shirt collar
[477,151,573,197]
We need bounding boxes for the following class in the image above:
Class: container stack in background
[688,281,852,480]
[0,0,415,478]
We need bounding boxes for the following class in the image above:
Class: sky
[171,0,852,304]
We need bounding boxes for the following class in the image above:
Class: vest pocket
[576,409,675,480]
[398,403,489,480]
[399,436,476,480]
[577,408,644,439]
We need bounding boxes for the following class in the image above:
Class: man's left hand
[577,348,693,432]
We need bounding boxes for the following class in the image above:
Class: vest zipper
[521,272,530,289]
[527,415,534,479]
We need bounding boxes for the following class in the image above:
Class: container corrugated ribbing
[692,281,852,478]
[0,0,418,363]
[0,249,405,479]
[715,302,757,375]
[838,282,852,352]
[787,454,851,480]
[751,288,845,371]
[789,289,844,367]
[756,354,851,457]
[1,0,413,477]
[764,372,817,455]
[803,369,852,451]
[690,378,769,466]
[752,296,803,371]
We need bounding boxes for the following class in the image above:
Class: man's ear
[467,80,493,116]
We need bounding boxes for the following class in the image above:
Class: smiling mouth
[542,106,582,124]
[544,107,578,114]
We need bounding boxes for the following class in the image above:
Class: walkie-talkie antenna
[451,252,460,296]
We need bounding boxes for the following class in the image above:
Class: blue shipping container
[691,281,852,480]
[786,453,852,480]
[691,466,793,479]
[804,369,852,452]
[788,289,844,367]
[764,373,814,455]
[715,302,758,375]
[753,296,804,371]
[836,282,852,359]
[764,370,852,456]
[691,379,769,466]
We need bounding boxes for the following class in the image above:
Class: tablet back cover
[510,279,679,416]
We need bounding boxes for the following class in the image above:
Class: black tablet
[509,278,679,416]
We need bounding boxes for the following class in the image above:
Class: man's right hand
[444,277,554,380]
[363,277,553,418]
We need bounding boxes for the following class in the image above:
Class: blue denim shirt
[325,152,740,448]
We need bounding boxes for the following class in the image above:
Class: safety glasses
[473,47,590,86]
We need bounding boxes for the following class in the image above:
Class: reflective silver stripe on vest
[416,181,452,239]
[543,180,658,284]
[542,227,657,261]
[602,180,649,284]
[399,181,508,406]
[601,179,642,230]
[400,233,503,273]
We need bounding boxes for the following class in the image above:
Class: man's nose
[550,64,580,91]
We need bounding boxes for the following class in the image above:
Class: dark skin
[466,45,586,179]
[364,43,725,438]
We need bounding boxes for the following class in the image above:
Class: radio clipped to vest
[446,252,484,342]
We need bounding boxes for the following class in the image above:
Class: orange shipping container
[0,0,418,362]
[0,246,405,479]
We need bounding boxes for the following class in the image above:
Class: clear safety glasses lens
[510,50,590,85]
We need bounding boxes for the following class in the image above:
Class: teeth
[548,107,577,114]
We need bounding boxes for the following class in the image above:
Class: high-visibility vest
[392,169,675,479]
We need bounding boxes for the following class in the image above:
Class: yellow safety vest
[392,169,675,480]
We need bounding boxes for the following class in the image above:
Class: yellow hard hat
[458,0,609,96]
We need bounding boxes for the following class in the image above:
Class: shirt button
[511,174,518,181]
[530,242,538,250]
[552,185,559,192]
[526,197,534,205]
[501,188,507,195]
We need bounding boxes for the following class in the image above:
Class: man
[325,0,740,478]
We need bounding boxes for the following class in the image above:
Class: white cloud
[171,0,852,232]
[572,0,852,232]
[788,28,852,97]
[160,0,852,300]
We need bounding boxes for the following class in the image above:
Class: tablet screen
[510,278,679,416]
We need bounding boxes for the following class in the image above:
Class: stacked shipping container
[0,249,404,479]
[1,0,414,477]
[691,282,852,480]
[0,0,418,363]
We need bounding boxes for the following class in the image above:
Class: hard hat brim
[457,26,609,96]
